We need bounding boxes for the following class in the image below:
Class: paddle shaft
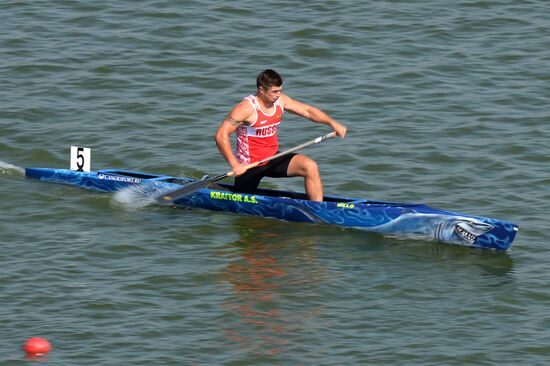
[156,131,337,203]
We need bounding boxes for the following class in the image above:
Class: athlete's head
[256,69,283,90]
[256,69,283,104]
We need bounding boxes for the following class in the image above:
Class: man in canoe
[214,69,347,201]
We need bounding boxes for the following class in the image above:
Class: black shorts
[233,153,297,194]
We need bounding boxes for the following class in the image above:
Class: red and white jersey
[236,95,284,165]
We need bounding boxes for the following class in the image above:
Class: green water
[1,1,549,364]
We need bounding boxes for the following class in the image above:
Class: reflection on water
[221,218,327,357]
[429,241,515,279]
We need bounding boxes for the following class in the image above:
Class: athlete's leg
[234,166,266,194]
[286,154,323,201]
[236,154,296,194]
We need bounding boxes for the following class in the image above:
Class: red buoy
[23,337,52,355]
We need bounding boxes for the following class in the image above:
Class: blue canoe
[25,167,519,250]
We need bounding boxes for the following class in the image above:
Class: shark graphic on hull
[372,213,494,246]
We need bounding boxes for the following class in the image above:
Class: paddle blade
[113,181,172,210]
[155,178,213,204]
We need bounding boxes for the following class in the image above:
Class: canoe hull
[25,167,519,250]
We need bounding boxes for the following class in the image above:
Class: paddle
[156,131,337,204]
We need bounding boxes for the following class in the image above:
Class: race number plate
[70,146,91,172]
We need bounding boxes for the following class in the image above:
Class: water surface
[1,1,549,364]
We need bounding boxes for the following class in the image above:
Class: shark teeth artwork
[454,220,494,245]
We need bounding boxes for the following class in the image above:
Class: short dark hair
[256,69,283,89]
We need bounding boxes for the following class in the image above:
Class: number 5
[70,146,91,172]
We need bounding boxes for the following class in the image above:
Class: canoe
[25,167,519,250]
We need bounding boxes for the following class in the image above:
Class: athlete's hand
[229,162,249,177]
[333,121,347,138]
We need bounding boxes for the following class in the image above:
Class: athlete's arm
[214,100,254,176]
[280,94,347,138]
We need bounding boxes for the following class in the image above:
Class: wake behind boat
[25,167,519,250]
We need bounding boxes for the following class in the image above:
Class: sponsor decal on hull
[97,173,142,184]
[210,191,258,204]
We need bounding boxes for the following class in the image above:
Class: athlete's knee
[288,155,319,177]
[303,158,319,177]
